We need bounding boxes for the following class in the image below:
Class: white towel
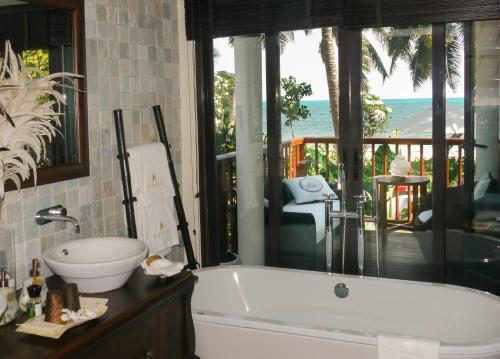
[134,196,179,255]
[127,142,179,254]
[128,142,175,204]
[377,334,440,359]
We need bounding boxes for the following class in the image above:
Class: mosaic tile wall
[0,0,183,285]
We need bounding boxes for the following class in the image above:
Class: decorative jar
[390,150,411,177]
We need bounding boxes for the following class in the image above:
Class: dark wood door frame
[338,27,363,275]
[463,22,475,231]
[265,32,282,267]
[195,39,220,267]
[432,23,447,283]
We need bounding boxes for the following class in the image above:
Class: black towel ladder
[113,107,199,271]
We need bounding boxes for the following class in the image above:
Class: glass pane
[446,20,500,295]
[277,28,339,272]
[362,25,434,281]
[214,35,267,265]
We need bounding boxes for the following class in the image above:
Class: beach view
[215,27,465,145]
[278,97,465,140]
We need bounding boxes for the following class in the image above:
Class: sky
[214,29,464,101]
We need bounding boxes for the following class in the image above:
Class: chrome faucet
[35,205,80,233]
[324,163,366,275]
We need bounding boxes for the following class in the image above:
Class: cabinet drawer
[77,297,186,359]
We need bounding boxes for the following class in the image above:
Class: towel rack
[113,108,199,270]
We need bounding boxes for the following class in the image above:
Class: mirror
[0,0,88,189]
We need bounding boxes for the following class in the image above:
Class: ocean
[278,98,465,141]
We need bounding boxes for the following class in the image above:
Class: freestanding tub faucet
[36,205,80,233]
[324,163,367,275]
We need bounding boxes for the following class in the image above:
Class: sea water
[274,98,464,141]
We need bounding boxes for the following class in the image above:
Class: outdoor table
[372,175,430,244]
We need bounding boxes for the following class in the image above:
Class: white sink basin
[43,237,148,293]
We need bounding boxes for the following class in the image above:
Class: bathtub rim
[192,265,500,356]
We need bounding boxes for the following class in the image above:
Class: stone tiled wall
[0,0,182,285]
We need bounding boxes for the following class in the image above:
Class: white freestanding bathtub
[192,265,500,359]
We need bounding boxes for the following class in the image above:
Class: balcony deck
[216,136,465,263]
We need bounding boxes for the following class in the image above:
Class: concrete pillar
[234,36,265,265]
[475,21,500,180]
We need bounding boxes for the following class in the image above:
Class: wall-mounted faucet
[35,205,80,233]
[324,163,367,275]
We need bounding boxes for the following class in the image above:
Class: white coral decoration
[0,40,81,198]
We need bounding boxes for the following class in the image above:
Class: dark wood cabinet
[0,269,198,359]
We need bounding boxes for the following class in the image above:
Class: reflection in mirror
[0,0,78,167]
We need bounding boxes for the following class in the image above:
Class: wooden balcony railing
[216,136,465,253]
[284,136,465,186]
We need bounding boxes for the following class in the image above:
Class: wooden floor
[364,230,434,282]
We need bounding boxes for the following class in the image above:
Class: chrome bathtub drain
[334,283,349,298]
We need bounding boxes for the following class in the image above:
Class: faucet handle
[37,205,67,217]
[48,205,67,216]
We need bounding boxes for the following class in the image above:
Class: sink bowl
[43,237,148,293]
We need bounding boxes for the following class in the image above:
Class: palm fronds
[379,24,463,91]
[0,40,81,198]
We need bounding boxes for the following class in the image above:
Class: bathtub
[192,265,500,359]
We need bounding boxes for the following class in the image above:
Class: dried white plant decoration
[0,40,81,199]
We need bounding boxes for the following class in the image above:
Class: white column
[475,21,500,180]
[177,0,201,262]
[234,36,265,265]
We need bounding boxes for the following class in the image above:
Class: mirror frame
[5,0,88,192]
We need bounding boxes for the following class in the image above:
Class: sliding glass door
[444,21,500,295]
[357,25,436,281]
[205,21,500,295]
[276,27,341,273]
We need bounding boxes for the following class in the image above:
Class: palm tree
[320,28,389,136]
[375,23,463,91]
[320,28,339,136]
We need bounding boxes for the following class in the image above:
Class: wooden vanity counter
[0,269,198,359]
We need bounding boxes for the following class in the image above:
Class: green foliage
[214,71,236,155]
[22,49,51,104]
[214,73,315,154]
[305,145,337,180]
[280,76,313,138]
[362,93,391,138]
[22,49,49,78]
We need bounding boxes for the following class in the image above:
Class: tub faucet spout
[36,205,80,233]
[324,163,367,275]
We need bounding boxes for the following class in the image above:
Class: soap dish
[16,297,108,339]
[141,256,183,278]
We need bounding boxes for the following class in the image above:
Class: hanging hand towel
[128,142,175,203]
[134,196,179,255]
[377,334,440,359]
